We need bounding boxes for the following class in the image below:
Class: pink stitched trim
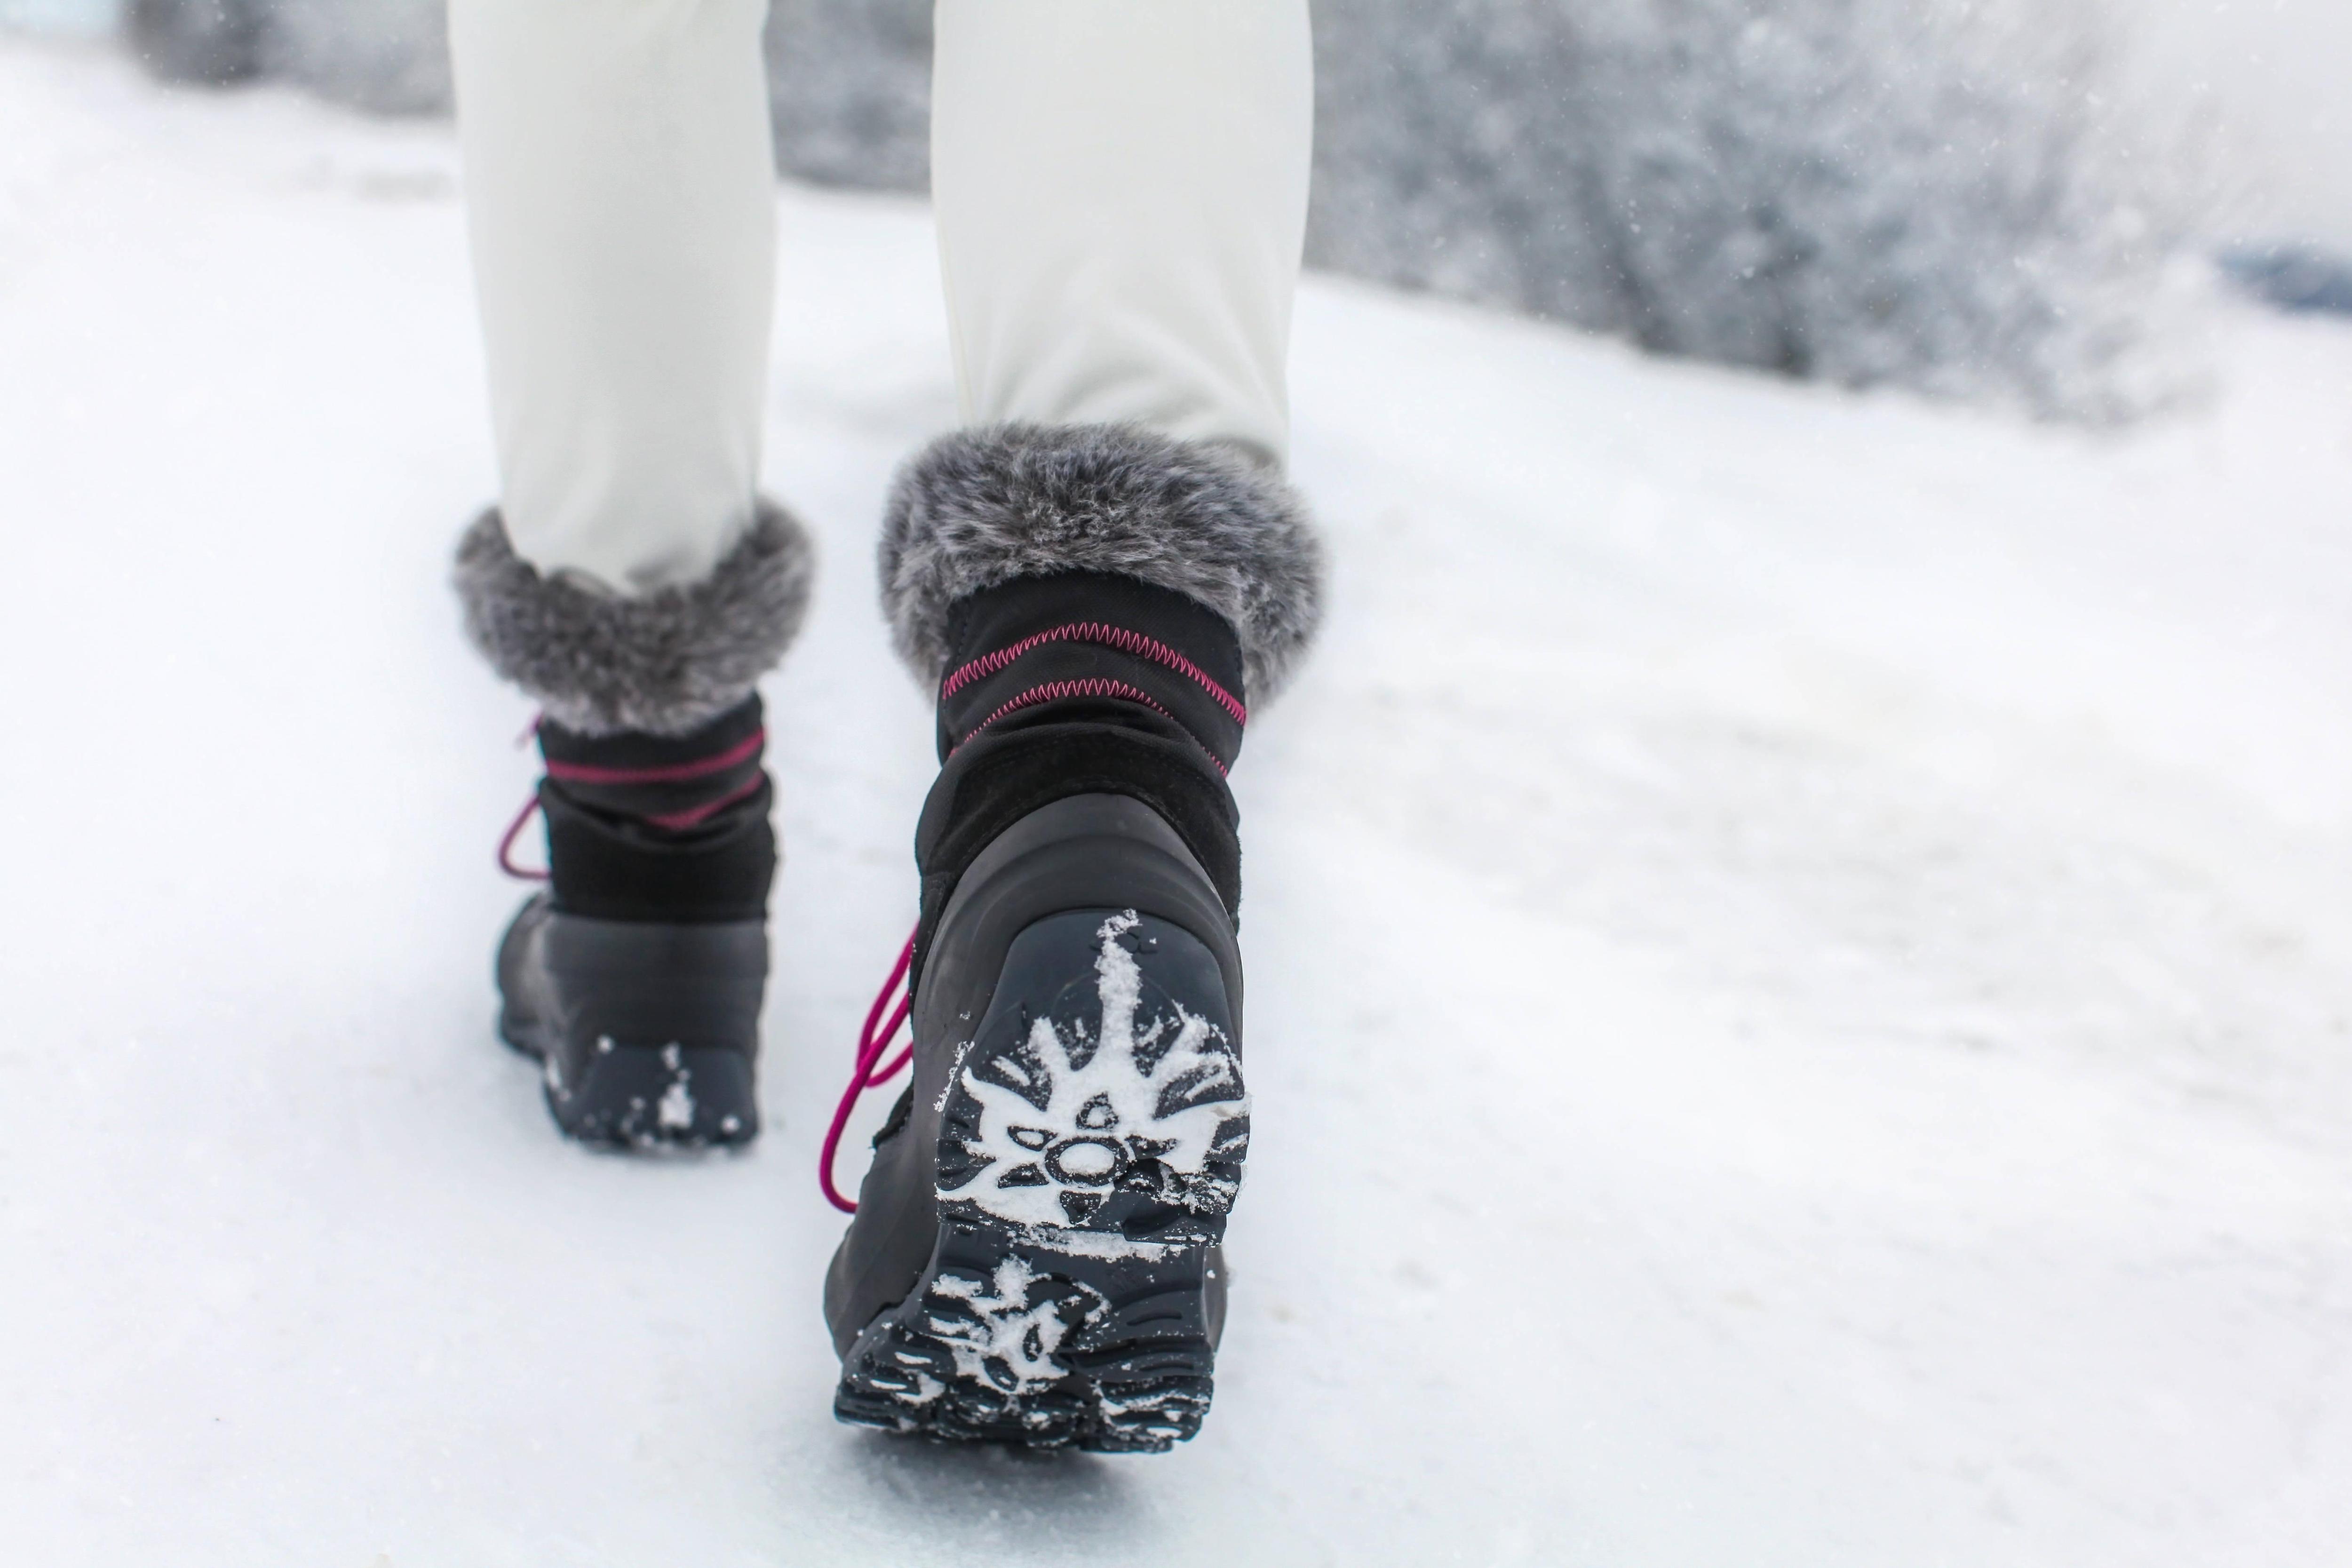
[644,772,764,831]
[542,728,764,787]
[958,678,1228,776]
[965,677,1173,736]
[940,623,1247,726]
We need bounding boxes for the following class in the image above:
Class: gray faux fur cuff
[879,423,1324,702]
[453,502,815,736]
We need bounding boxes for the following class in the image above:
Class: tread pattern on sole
[834,910,1242,1451]
[834,1221,1218,1452]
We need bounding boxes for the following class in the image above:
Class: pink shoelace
[493,713,768,881]
[499,714,550,881]
[820,929,916,1212]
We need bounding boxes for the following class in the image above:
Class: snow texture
[4,38,2352,1566]
[2114,0,2352,253]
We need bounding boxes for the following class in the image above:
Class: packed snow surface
[3,39,2350,1567]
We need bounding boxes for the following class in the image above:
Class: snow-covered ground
[4,37,2350,1566]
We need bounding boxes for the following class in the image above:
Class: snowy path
[4,39,2350,1566]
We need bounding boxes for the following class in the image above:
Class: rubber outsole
[834,1216,1225,1451]
[495,893,767,1152]
[500,1017,760,1149]
[833,907,1245,1451]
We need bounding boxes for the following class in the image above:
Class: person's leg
[451,0,778,595]
[446,0,812,1147]
[930,0,1313,461]
[826,0,1323,1450]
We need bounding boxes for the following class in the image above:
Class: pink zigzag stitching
[939,622,1248,727]
[957,678,1229,776]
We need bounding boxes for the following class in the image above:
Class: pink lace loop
[497,794,549,882]
[495,710,552,882]
[820,929,919,1213]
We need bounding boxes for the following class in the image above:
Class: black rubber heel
[542,1040,759,1147]
[834,907,1246,1450]
[495,893,768,1149]
[834,1215,1225,1450]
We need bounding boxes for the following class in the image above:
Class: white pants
[449,0,1315,595]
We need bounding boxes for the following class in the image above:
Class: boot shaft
[913,572,1248,994]
[535,694,777,924]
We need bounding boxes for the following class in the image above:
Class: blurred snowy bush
[125,0,442,108]
[270,0,444,112]
[1312,0,2207,421]
[119,0,2206,420]
[123,0,931,187]
[763,0,930,191]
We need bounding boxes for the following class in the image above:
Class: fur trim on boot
[454,502,815,736]
[878,423,1324,702]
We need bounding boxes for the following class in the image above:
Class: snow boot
[452,503,815,1150]
[494,696,775,1147]
[823,424,1322,1450]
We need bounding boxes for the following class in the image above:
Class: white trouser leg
[930,0,1315,465]
[448,0,776,595]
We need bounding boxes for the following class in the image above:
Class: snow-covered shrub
[267,0,445,114]
[1311,0,2206,420]
[123,0,2204,419]
[130,0,444,109]
[763,0,931,191]
[127,0,932,186]
[127,0,268,85]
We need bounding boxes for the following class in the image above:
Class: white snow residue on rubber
[951,912,1246,1230]
[657,1076,694,1133]
[4,35,2352,1568]
[924,1256,1097,1394]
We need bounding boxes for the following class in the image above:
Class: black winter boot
[495,697,775,1147]
[825,424,1321,1450]
[452,502,816,1150]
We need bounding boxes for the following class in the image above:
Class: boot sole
[501,1016,761,1150]
[497,895,767,1151]
[834,907,1246,1451]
